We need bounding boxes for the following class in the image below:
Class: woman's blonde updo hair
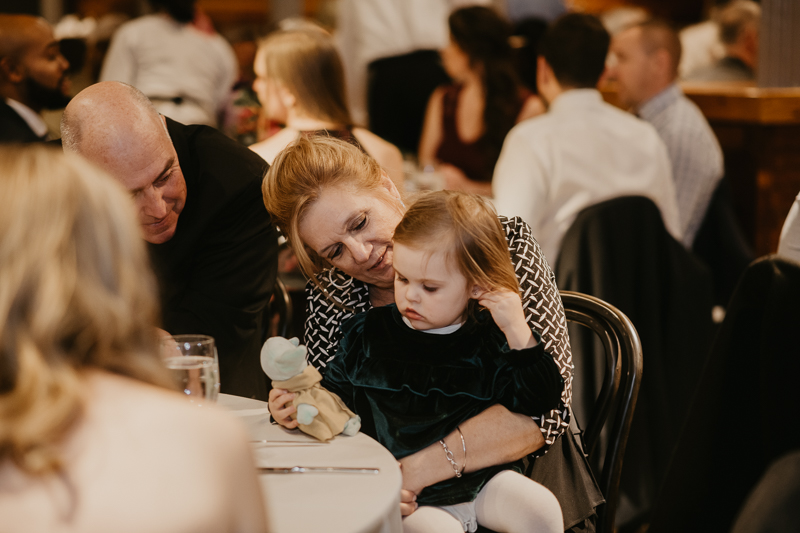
[263,135,398,282]
[0,146,172,476]
[256,28,352,126]
[393,190,519,319]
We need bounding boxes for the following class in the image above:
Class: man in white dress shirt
[609,19,724,247]
[0,14,70,143]
[100,0,236,127]
[492,13,681,265]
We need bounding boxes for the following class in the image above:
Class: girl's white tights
[402,470,563,533]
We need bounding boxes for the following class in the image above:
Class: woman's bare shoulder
[85,372,244,442]
[249,128,300,164]
[0,372,264,533]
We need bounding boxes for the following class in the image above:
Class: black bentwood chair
[263,276,294,342]
[476,291,642,533]
[273,276,294,339]
[560,291,643,533]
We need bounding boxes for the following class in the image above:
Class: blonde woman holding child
[277,190,566,532]
[263,137,603,531]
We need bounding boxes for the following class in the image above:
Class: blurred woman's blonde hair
[256,28,352,126]
[262,135,401,286]
[393,190,519,320]
[0,145,172,476]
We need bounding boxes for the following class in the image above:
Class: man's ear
[743,26,759,56]
[0,56,25,84]
[653,48,672,78]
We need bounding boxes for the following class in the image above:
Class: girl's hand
[476,289,537,350]
[268,388,298,428]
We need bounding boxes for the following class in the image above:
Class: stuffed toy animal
[260,336,360,442]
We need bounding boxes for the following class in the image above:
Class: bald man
[0,14,70,143]
[609,19,723,247]
[63,81,279,400]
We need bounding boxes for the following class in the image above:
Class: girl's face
[298,176,404,290]
[440,37,472,81]
[252,50,289,123]
[393,242,473,330]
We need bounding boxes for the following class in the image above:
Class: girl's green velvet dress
[322,304,564,506]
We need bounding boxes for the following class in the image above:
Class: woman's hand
[268,388,298,428]
[476,289,536,350]
[398,463,419,516]
[400,489,418,516]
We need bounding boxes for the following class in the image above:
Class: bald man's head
[0,15,70,110]
[62,81,164,153]
[63,82,187,244]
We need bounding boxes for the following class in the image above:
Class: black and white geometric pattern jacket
[303,216,573,451]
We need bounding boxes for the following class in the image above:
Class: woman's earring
[327,267,353,291]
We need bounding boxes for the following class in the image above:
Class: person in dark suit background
[0,14,70,143]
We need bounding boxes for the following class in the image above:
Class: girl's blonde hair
[263,135,401,284]
[256,28,352,126]
[0,145,172,476]
[393,191,519,318]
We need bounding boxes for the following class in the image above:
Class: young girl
[277,190,564,533]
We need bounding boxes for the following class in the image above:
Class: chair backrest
[648,256,800,533]
[272,276,294,339]
[560,291,643,533]
[692,176,754,307]
[556,196,714,528]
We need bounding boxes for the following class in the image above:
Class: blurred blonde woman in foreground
[250,28,404,189]
[0,146,268,533]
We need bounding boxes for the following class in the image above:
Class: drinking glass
[161,334,220,404]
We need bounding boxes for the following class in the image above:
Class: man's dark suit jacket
[0,99,43,143]
[149,119,279,400]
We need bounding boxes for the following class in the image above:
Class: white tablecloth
[218,394,403,533]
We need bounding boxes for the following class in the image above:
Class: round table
[218,394,403,533]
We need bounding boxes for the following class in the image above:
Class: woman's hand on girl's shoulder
[268,388,298,428]
[476,289,536,350]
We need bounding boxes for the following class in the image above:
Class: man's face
[609,27,653,110]
[99,119,188,244]
[20,21,70,110]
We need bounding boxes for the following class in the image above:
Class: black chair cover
[555,196,715,527]
[648,256,800,533]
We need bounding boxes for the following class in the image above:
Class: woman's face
[440,37,471,81]
[298,176,403,290]
[252,50,289,123]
